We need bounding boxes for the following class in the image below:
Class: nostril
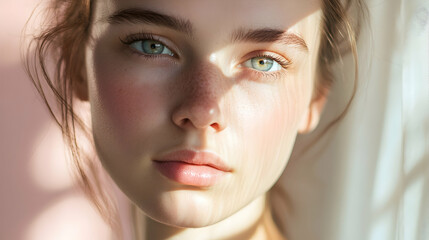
[210,122,222,131]
[171,94,226,132]
[172,111,225,132]
[178,118,191,128]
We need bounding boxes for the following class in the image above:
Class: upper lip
[153,149,232,172]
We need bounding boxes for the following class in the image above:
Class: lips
[153,149,232,187]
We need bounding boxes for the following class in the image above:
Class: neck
[132,193,284,240]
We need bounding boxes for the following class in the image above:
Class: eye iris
[142,40,164,54]
[251,57,273,71]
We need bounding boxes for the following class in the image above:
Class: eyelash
[252,53,290,69]
[241,53,291,79]
[119,32,291,78]
[119,32,177,58]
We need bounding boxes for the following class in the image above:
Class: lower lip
[153,161,227,187]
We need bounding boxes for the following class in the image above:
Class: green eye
[130,39,174,56]
[244,56,282,72]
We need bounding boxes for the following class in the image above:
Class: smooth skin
[79,0,325,239]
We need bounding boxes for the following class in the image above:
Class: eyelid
[239,51,291,70]
[119,32,179,58]
[235,51,291,81]
[252,53,290,69]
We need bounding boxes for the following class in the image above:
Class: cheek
[94,72,165,133]
[95,50,169,125]
[88,46,176,156]
[231,76,311,195]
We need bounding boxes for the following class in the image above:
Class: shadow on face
[82,0,325,231]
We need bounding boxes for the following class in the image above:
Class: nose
[171,65,227,132]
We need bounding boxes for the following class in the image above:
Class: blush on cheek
[89,37,177,140]
[93,68,170,140]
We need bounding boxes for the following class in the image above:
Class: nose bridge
[186,63,222,102]
[172,62,227,131]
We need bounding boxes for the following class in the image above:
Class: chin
[146,207,226,229]
[136,191,232,229]
[159,217,218,229]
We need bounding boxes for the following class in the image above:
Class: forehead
[93,0,322,33]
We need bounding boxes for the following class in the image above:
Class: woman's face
[85,0,323,228]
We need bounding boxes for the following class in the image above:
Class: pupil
[251,57,273,71]
[142,40,165,54]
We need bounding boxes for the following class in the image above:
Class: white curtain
[277,0,429,239]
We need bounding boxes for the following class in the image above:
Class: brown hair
[24,0,122,235]
[24,0,367,238]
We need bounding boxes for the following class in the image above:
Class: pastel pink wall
[0,1,111,239]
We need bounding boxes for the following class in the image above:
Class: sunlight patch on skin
[209,53,217,63]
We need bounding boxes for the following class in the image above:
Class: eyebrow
[107,8,307,51]
[107,8,193,36]
[231,28,308,51]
